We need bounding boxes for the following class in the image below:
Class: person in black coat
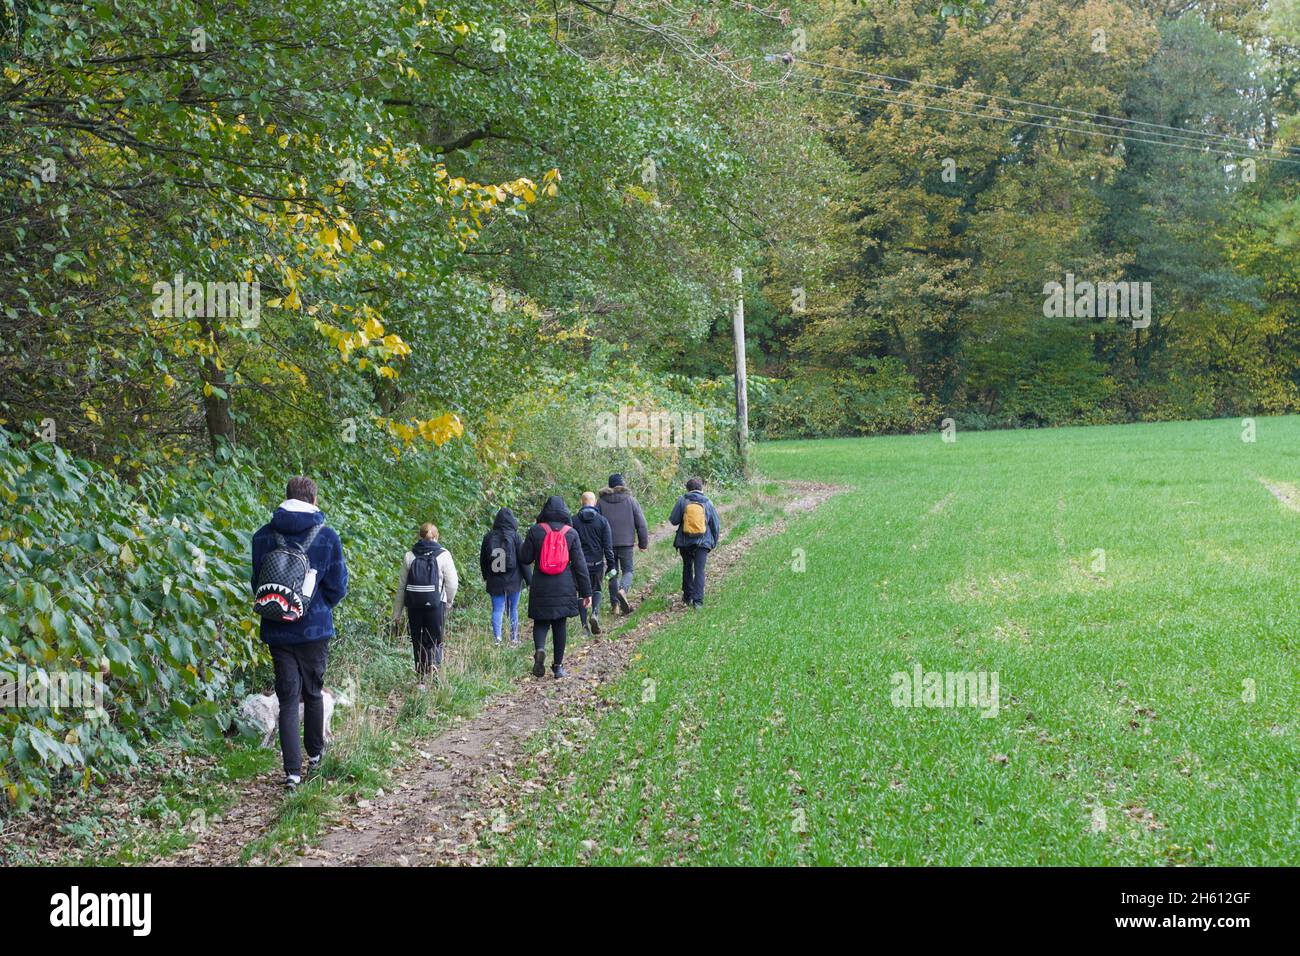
[479,507,532,645]
[574,491,614,635]
[518,496,591,679]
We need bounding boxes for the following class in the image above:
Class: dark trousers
[680,545,709,605]
[580,560,604,626]
[533,617,569,668]
[609,545,634,604]
[270,639,330,775]
[407,603,445,676]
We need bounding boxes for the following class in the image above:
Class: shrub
[751,359,931,439]
[0,430,265,807]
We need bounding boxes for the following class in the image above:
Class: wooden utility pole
[731,266,750,476]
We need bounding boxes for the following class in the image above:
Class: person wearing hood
[250,476,349,790]
[597,473,648,615]
[669,477,721,609]
[574,491,614,635]
[517,495,591,679]
[391,523,459,689]
[479,507,532,645]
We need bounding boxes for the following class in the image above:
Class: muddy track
[293,481,844,866]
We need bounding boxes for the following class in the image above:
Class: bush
[488,366,742,516]
[0,430,265,807]
[751,359,931,439]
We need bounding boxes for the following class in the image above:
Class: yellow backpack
[682,500,707,536]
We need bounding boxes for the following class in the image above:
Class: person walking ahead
[574,491,614,635]
[392,523,459,689]
[669,477,721,609]
[479,507,531,646]
[251,476,349,791]
[518,496,591,679]
[597,473,648,615]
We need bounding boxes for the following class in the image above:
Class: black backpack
[404,544,444,609]
[487,530,517,575]
[254,524,323,622]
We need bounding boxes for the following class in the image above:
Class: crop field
[495,418,1300,864]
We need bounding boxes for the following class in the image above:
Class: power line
[788,74,1300,168]
[795,56,1300,160]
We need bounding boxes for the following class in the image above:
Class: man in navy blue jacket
[250,476,348,789]
[669,477,721,609]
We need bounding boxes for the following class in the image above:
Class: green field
[496,417,1300,865]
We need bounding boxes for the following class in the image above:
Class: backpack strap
[273,531,287,549]
[297,523,324,553]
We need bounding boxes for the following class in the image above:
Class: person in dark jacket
[250,476,349,790]
[574,491,614,635]
[597,473,648,615]
[479,507,532,646]
[669,477,721,609]
[517,496,591,679]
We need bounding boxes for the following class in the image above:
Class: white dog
[238,689,350,748]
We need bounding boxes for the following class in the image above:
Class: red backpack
[536,523,572,575]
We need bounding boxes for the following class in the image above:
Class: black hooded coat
[518,496,591,620]
[479,508,532,596]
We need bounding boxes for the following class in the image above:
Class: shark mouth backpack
[254,525,323,622]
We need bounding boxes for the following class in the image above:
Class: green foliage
[751,359,932,439]
[489,365,741,512]
[0,428,264,807]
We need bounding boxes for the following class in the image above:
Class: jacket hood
[412,537,441,555]
[271,507,325,536]
[577,504,601,522]
[684,490,709,503]
[537,495,572,525]
[491,507,518,533]
[600,486,630,500]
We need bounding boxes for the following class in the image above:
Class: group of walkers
[250,473,721,789]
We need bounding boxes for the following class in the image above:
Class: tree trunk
[199,317,235,450]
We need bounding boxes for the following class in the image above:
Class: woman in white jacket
[391,523,459,688]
